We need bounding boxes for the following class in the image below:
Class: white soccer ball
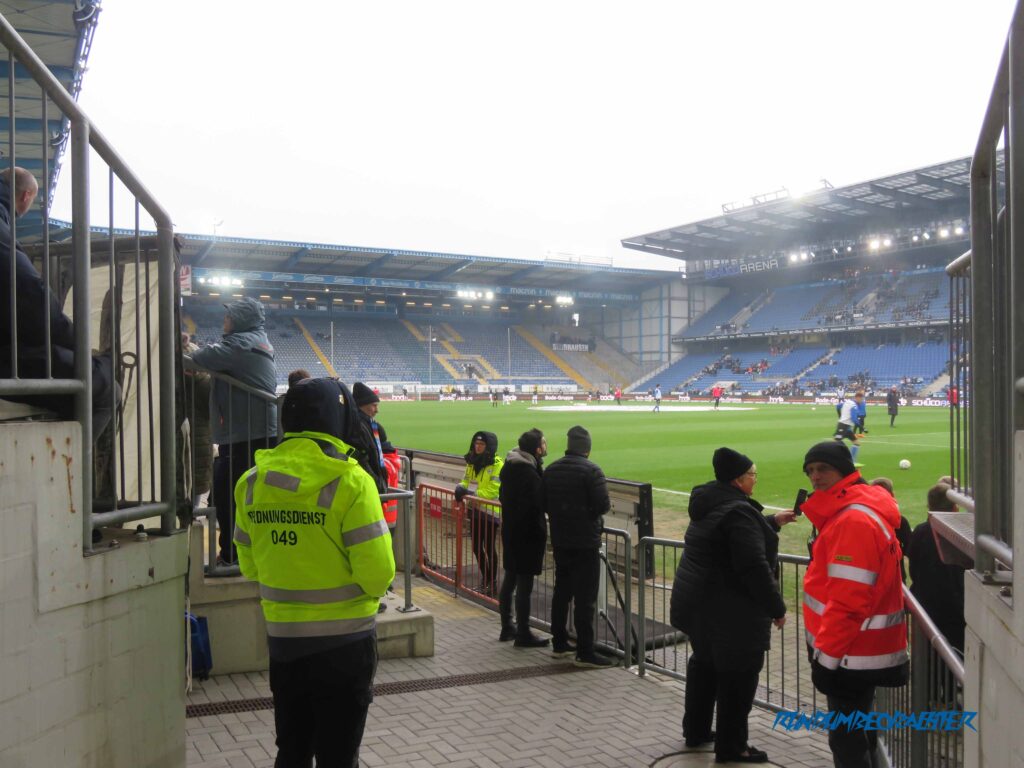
[811,407,817,411]
[899,459,911,470]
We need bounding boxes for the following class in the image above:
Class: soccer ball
[899,459,911,470]
[811,407,817,411]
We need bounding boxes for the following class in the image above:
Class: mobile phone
[794,488,808,516]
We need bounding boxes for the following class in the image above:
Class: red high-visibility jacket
[802,472,908,682]
[382,452,401,527]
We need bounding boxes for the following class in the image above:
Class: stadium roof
[0,0,101,238]
[622,156,999,262]
[173,232,672,299]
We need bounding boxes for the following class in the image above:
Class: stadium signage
[739,258,779,274]
[194,268,637,302]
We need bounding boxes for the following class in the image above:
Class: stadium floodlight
[232,293,243,298]
[442,303,451,308]
[869,239,880,251]
[406,301,416,306]
[199,277,206,284]
[282,295,293,300]
[375,300,386,305]
[485,291,494,300]
[832,248,839,255]
[555,295,574,305]
[259,294,271,299]
[846,246,853,252]
[231,278,242,287]
[306,297,317,302]
[882,238,892,247]
[464,304,473,309]
[912,235,919,242]
[501,306,509,311]
[789,253,798,263]
[482,305,490,309]
[333,298,343,303]
[209,292,220,297]
[423,302,433,307]
[800,252,808,261]
[528,304,536,309]
[354,299,364,304]
[954,225,965,235]
[939,228,950,238]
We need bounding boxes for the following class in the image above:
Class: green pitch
[381,399,951,554]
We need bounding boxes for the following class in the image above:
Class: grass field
[380,399,952,555]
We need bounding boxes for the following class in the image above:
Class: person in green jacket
[454,430,503,594]
[233,377,394,768]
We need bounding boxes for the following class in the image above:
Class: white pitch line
[859,438,948,450]
[652,486,789,511]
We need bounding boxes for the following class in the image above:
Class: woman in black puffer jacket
[669,448,796,765]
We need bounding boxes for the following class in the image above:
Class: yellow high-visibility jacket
[461,456,504,515]
[233,430,396,640]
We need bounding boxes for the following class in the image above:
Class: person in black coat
[907,483,965,653]
[497,428,549,647]
[886,386,900,427]
[543,425,613,668]
[670,447,796,764]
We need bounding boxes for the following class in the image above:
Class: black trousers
[212,436,275,562]
[551,547,600,656]
[468,507,500,591]
[269,635,378,768]
[683,619,764,758]
[498,570,536,636]
[826,688,883,768]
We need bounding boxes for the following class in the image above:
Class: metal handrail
[977,534,1014,570]
[183,357,280,405]
[901,585,965,685]
[0,14,177,550]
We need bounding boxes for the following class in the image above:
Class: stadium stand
[682,289,758,337]
[630,351,724,393]
[804,342,948,392]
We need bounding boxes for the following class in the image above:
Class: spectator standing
[886,386,900,427]
[497,428,550,647]
[653,384,662,413]
[670,448,793,764]
[192,297,278,566]
[233,378,394,768]
[614,386,622,405]
[543,426,614,668]
[455,431,503,593]
[0,167,118,441]
[712,385,723,410]
[801,441,908,768]
[182,333,213,501]
[352,382,389,498]
[907,483,965,652]
[288,369,311,388]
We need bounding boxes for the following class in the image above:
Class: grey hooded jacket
[191,298,278,444]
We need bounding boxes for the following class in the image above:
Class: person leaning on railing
[454,430,503,594]
[232,377,394,767]
[191,297,278,566]
[0,167,118,443]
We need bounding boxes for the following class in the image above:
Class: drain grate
[187,662,582,719]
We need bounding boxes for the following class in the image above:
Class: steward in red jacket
[801,440,909,767]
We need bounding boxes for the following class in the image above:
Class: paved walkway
[186,581,835,767]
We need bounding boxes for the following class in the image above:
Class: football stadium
[0,2,1020,767]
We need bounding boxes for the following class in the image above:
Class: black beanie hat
[352,382,380,407]
[282,377,357,443]
[713,447,753,482]
[567,425,592,455]
[803,440,856,477]
[518,428,544,455]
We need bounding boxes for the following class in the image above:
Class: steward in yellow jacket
[233,377,394,767]
[455,430,503,593]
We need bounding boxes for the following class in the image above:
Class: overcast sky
[65,1,1016,271]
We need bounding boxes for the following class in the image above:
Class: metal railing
[415,481,637,663]
[637,535,967,766]
[637,538,818,713]
[945,0,1021,580]
[0,14,177,552]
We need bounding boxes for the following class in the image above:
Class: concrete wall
[962,430,1024,768]
[0,422,188,768]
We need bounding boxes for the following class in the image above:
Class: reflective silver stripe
[233,526,252,546]
[265,470,301,492]
[842,503,892,541]
[343,519,389,547]
[318,478,341,510]
[260,583,365,604]
[245,470,257,505]
[841,650,909,670]
[265,616,376,638]
[804,593,826,615]
[805,629,816,647]
[815,650,842,670]
[827,563,878,585]
[861,610,906,630]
